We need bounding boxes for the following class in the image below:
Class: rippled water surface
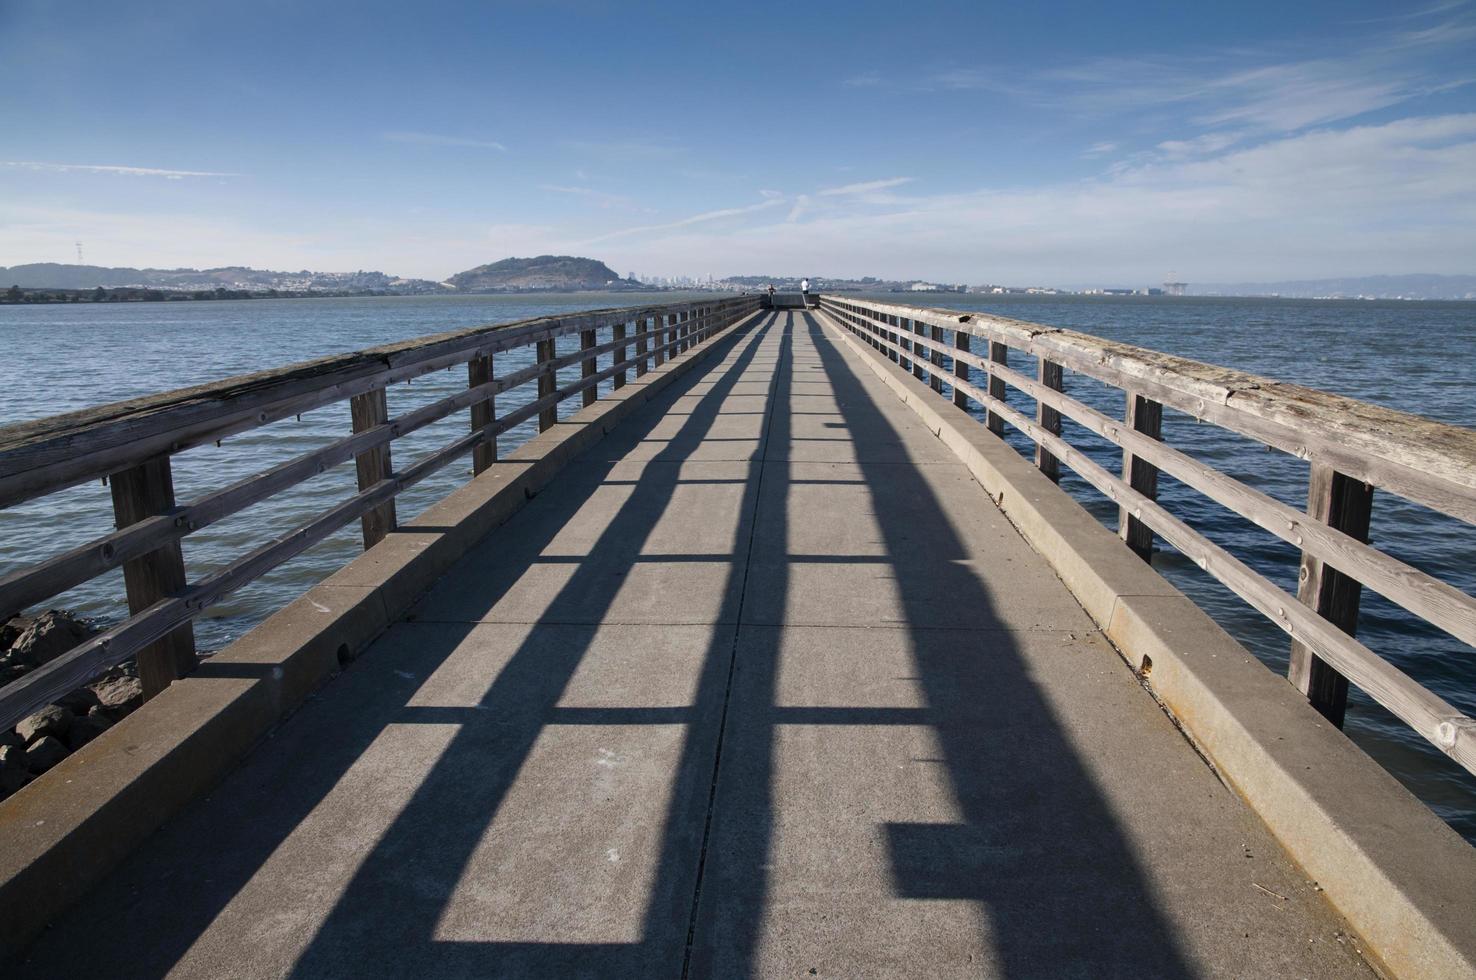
[1,292,1473,841]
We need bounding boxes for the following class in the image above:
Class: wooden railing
[0,295,762,730]
[818,294,1476,775]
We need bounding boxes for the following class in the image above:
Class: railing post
[1119,392,1162,562]
[110,456,197,699]
[889,315,901,364]
[654,312,667,368]
[952,330,971,409]
[613,321,628,389]
[350,387,397,549]
[1036,358,1063,482]
[468,353,496,475]
[580,328,598,407]
[536,337,557,431]
[929,324,945,393]
[1289,464,1372,727]
[912,320,927,382]
[986,337,1008,435]
[635,317,649,377]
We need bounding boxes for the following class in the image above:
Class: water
[1,292,1473,843]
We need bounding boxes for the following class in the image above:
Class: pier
[0,297,1473,977]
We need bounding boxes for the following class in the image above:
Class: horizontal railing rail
[0,295,763,730]
[817,294,1476,776]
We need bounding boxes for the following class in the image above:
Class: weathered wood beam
[109,457,196,699]
[350,387,396,548]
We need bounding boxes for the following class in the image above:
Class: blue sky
[2,0,1474,285]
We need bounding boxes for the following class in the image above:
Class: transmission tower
[75,242,84,264]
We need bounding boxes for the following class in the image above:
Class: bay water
[1,291,1472,842]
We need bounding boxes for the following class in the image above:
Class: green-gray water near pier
[1,290,1472,842]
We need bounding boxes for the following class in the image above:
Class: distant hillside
[445,255,637,292]
[0,263,442,293]
[1191,274,1476,300]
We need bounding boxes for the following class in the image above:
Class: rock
[55,686,101,714]
[24,734,69,774]
[9,609,95,669]
[66,713,109,751]
[0,754,28,800]
[90,673,144,718]
[0,743,26,769]
[16,704,72,744]
[0,659,29,686]
[0,612,35,653]
[0,728,21,750]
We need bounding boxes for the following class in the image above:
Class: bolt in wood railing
[818,294,1476,775]
[0,295,762,730]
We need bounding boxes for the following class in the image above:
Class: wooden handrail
[819,296,1476,522]
[0,295,761,729]
[818,295,1476,776]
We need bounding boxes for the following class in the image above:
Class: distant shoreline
[4,286,1472,307]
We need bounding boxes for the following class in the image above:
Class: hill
[445,255,637,292]
[0,263,442,293]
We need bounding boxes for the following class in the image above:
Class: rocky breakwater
[0,611,143,802]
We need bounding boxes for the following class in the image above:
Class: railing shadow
[11,313,779,979]
[15,308,1194,978]
[687,311,1196,976]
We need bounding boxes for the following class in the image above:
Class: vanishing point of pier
[0,297,1473,977]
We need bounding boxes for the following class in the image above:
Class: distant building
[910,282,938,291]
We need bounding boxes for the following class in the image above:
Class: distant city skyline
[2,0,1474,286]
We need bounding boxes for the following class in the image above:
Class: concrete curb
[0,309,766,962]
[817,310,1476,980]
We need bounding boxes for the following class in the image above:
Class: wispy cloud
[572,197,785,246]
[562,137,684,161]
[818,177,913,196]
[1083,142,1118,157]
[538,184,636,208]
[841,71,884,88]
[2,161,242,179]
[382,131,506,151]
[593,115,1476,284]
[1153,132,1244,159]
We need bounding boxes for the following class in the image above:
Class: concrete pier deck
[12,310,1371,978]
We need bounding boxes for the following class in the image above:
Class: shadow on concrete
[13,309,1193,978]
[686,312,1195,977]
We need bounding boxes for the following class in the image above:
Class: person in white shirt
[800,278,810,294]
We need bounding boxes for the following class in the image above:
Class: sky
[1,0,1474,286]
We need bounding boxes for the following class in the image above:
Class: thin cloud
[818,177,913,196]
[572,197,785,246]
[562,137,684,160]
[3,161,242,179]
[382,131,506,151]
[538,184,636,208]
[595,114,1476,284]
